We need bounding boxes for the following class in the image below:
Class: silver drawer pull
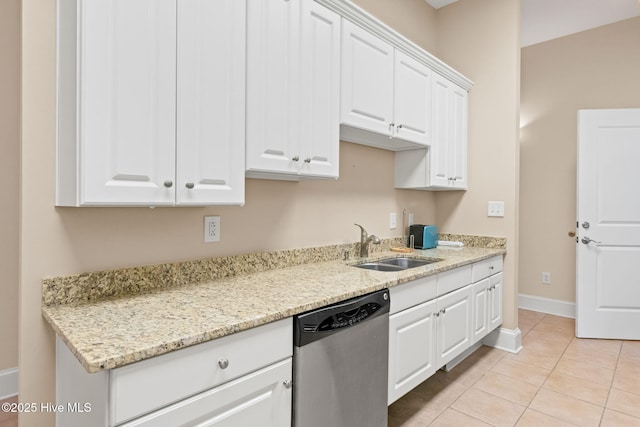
[283,379,292,389]
[489,266,494,270]
[218,358,229,369]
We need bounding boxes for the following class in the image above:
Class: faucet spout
[355,223,380,257]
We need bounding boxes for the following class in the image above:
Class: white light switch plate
[488,201,505,217]
[390,212,397,229]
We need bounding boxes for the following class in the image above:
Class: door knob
[582,221,590,229]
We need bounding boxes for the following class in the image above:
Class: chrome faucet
[355,223,381,257]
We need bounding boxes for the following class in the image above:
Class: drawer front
[389,275,437,314]
[437,264,472,296]
[119,358,292,427]
[471,255,503,283]
[110,318,292,425]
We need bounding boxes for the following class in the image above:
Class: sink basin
[352,257,441,272]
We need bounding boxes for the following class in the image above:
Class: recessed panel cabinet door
[176,0,245,205]
[80,0,177,205]
[436,284,472,367]
[388,299,437,405]
[393,51,431,146]
[298,0,340,178]
[340,20,394,135]
[430,74,452,188]
[246,0,301,175]
[449,84,468,189]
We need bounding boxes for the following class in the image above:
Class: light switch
[488,201,505,217]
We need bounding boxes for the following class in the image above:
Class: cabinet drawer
[437,265,472,295]
[119,358,292,427]
[471,256,503,283]
[110,318,292,425]
[389,275,437,314]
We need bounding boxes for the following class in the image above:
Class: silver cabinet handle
[185,182,195,189]
[581,237,602,245]
[218,358,229,369]
[292,156,300,162]
[163,180,173,188]
[396,124,403,129]
[304,158,311,163]
[489,266,495,270]
[283,379,292,389]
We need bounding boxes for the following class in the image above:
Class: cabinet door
[246,0,301,176]
[340,20,394,135]
[120,359,292,427]
[298,0,340,178]
[472,279,490,344]
[436,285,472,368]
[80,0,176,205]
[393,51,431,146]
[449,83,468,189]
[388,299,437,405]
[176,0,245,205]
[430,73,452,188]
[488,273,503,331]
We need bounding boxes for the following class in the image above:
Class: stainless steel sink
[352,257,441,272]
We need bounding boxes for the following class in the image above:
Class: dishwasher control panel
[319,302,381,331]
[294,289,390,347]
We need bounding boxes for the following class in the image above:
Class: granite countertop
[42,239,506,373]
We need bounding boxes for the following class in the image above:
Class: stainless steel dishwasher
[293,289,390,427]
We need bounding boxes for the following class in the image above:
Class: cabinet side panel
[56,0,79,206]
[56,337,109,427]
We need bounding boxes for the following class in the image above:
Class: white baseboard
[519,293,575,319]
[0,368,18,400]
[482,327,522,354]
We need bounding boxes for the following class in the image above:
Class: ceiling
[424,0,640,47]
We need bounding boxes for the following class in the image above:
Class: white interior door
[576,109,640,339]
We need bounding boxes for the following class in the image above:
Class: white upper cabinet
[56,0,245,206]
[246,0,340,180]
[340,21,432,151]
[176,0,246,206]
[431,73,468,189]
[393,51,432,146]
[394,73,468,191]
[340,20,394,137]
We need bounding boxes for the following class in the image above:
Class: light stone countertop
[43,244,505,373]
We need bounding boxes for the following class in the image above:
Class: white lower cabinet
[56,319,292,427]
[388,299,437,404]
[388,257,503,404]
[488,272,504,331]
[120,359,292,427]
[435,285,473,368]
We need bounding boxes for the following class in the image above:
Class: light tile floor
[388,309,640,426]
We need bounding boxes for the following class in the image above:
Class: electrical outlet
[488,201,505,217]
[390,212,397,229]
[204,216,220,242]
[542,272,551,285]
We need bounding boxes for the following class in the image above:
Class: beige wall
[519,17,640,303]
[20,0,440,423]
[434,0,521,330]
[0,0,20,373]
[353,0,438,53]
